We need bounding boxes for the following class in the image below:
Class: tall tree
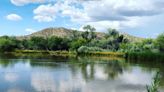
[82,25,96,41]
[107,28,119,38]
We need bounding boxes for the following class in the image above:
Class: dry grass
[14,50,75,57]
[79,52,125,57]
[14,50,126,58]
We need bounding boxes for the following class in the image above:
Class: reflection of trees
[0,53,70,60]
[77,60,127,81]
[0,59,20,67]
[0,53,18,59]
[104,61,123,79]
[80,63,95,81]
[30,60,58,68]
[0,54,129,85]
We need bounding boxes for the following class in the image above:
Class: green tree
[83,25,93,32]
[70,38,87,51]
[71,30,80,40]
[155,33,164,52]
[28,37,47,50]
[0,37,16,52]
[48,36,69,50]
[21,39,29,49]
[81,31,89,40]
[106,28,119,38]
[82,25,96,41]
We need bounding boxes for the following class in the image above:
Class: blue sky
[0,0,164,38]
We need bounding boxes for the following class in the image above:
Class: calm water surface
[0,54,164,92]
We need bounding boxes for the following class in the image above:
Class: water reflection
[7,88,24,92]
[31,72,56,92]
[4,72,19,83]
[0,55,162,92]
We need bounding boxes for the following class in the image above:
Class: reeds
[126,52,164,62]
[146,72,160,92]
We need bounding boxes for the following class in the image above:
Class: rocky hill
[19,27,143,42]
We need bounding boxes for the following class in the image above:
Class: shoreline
[13,50,125,57]
[2,50,164,62]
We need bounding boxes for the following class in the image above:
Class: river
[0,54,163,92]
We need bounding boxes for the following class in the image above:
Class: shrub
[0,38,16,52]
[70,38,87,51]
[155,33,164,52]
[77,46,104,53]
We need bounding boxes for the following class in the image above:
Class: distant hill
[18,27,143,42]
[28,27,74,38]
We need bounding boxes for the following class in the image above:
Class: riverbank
[13,50,125,57]
[13,50,75,57]
[3,50,164,62]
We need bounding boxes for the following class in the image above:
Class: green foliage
[120,38,156,52]
[0,26,164,54]
[155,33,164,52]
[82,25,96,41]
[83,25,96,32]
[71,30,81,40]
[16,25,129,52]
[48,36,69,50]
[70,38,87,51]
[106,28,119,38]
[0,36,18,52]
[21,39,29,49]
[28,37,47,50]
[87,38,108,49]
[81,31,90,40]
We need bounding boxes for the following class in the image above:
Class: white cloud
[60,1,90,23]
[62,7,90,22]
[79,17,144,32]
[32,1,91,23]
[11,0,46,6]
[33,4,58,22]
[6,14,22,21]
[82,0,162,19]
[61,0,164,31]
[31,0,164,31]
[25,28,37,34]
[58,0,159,23]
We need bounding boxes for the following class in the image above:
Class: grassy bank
[7,50,126,58]
[5,50,164,62]
[11,50,75,57]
